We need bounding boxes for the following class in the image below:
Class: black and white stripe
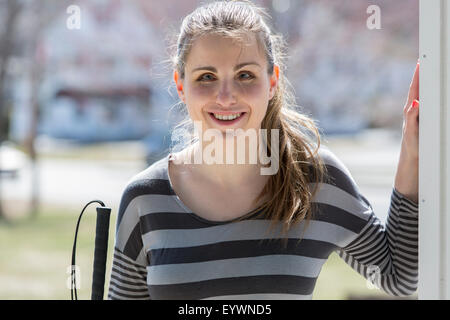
[107,146,419,299]
[336,188,418,296]
[108,248,150,300]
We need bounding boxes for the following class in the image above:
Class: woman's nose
[216,80,237,107]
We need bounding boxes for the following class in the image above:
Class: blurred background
[0,0,418,299]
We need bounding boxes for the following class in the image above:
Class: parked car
[0,141,27,179]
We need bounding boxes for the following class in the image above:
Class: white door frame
[418,0,450,300]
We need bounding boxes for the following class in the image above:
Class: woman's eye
[196,72,254,82]
[238,72,254,80]
[198,74,215,81]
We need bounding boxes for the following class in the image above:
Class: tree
[0,0,23,222]
[0,0,70,221]
[20,0,71,219]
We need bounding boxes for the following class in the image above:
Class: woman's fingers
[409,99,419,124]
[406,61,420,107]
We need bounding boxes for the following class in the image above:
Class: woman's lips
[208,112,246,126]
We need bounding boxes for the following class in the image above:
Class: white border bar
[418,0,449,300]
[446,0,450,302]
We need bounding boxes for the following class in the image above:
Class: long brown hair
[168,0,330,243]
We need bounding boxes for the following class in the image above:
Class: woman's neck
[173,139,268,191]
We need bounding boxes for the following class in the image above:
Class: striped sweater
[107,146,419,300]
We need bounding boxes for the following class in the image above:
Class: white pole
[446,0,450,301]
[418,0,450,300]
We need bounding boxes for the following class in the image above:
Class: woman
[108,0,419,300]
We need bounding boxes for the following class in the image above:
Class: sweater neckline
[163,153,265,225]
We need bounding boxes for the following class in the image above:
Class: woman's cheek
[184,85,212,112]
[238,81,263,96]
[240,82,269,105]
[192,84,215,96]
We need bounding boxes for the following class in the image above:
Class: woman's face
[174,32,279,134]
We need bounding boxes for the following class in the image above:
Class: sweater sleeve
[107,182,151,300]
[335,187,418,296]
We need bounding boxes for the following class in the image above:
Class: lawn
[0,204,417,300]
[0,204,115,300]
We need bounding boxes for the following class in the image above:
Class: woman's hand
[394,60,419,204]
[401,60,420,159]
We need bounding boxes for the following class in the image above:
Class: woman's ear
[173,70,185,103]
[269,65,280,100]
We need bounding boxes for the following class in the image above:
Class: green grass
[313,252,417,299]
[0,205,417,300]
[0,204,116,300]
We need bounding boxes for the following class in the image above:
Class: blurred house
[10,0,175,144]
[7,0,418,148]
[40,86,152,142]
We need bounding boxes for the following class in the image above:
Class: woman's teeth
[212,113,241,120]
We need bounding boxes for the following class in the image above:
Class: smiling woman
[179,33,273,132]
[107,0,419,300]
[168,1,328,232]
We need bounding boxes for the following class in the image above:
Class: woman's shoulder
[116,154,173,224]
[313,145,376,245]
[314,144,361,199]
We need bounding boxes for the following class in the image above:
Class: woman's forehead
[185,33,266,70]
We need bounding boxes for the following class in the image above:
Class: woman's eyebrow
[191,62,261,73]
